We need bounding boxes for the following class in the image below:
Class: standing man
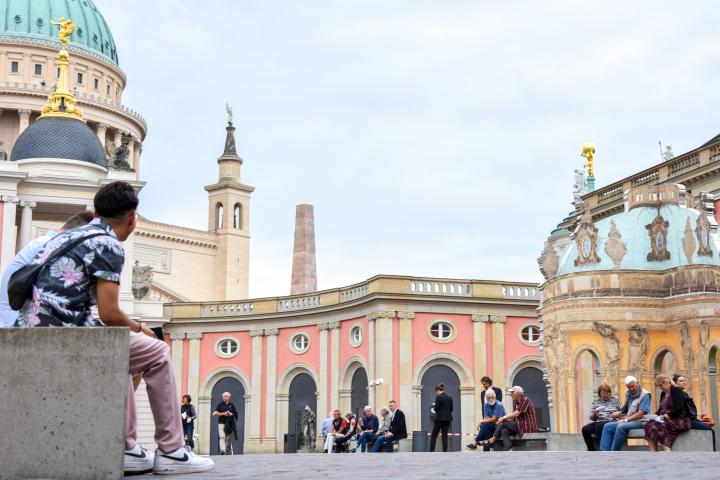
[14,182,214,475]
[599,376,651,451]
[429,384,453,452]
[213,392,238,455]
[1,211,93,327]
[372,400,407,452]
[181,394,197,451]
[479,386,537,451]
[480,376,503,417]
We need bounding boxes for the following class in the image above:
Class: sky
[95,0,720,298]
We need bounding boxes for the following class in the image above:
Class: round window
[429,321,453,341]
[291,333,310,354]
[581,236,592,257]
[520,325,541,345]
[350,325,363,347]
[215,337,239,358]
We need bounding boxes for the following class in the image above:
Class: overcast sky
[95,0,720,298]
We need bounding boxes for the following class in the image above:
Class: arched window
[233,203,242,229]
[216,203,224,230]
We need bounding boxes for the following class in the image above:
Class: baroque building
[539,139,720,437]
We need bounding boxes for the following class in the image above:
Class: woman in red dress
[644,374,691,451]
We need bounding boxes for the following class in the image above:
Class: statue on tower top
[225,102,233,125]
[51,18,75,45]
[581,142,596,177]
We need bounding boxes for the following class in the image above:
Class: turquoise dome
[558,204,720,275]
[0,0,118,65]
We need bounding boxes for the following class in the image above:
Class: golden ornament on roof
[39,18,83,121]
[581,142,596,177]
[51,18,75,45]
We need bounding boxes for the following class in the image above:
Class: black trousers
[581,421,608,451]
[183,421,195,449]
[429,420,451,452]
[493,420,519,450]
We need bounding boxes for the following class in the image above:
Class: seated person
[323,410,348,454]
[466,389,505,451]
[321,412,334,440]
[645,374,692,451]
[599,375,650,451]
[581,383,622,451]
[371,400,406,453]
[352,406,379,453]
[478,386,537,451]
[333,412,357,452]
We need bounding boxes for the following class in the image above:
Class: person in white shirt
[0,211,93,327]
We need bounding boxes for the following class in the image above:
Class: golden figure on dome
[581,142,596,177]
[51,18,75,45]
[40,18,83,121]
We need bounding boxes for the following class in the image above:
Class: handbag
[7,232,107,310]
[685,397,698,420]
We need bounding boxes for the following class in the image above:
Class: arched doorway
[210,377,245,455]
[512,366,549,430]
[709,347,719,450]
[288,373,317,452]
[421,365,461,451]
[654,350,678,409]
[574,350,601,431]
[350,367,368,418]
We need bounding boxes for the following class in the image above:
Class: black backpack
[7,232,107,310]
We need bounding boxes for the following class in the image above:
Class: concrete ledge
[549,429,714,452]
[0,327,129,480]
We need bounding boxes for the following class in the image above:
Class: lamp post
[367,378,384,407]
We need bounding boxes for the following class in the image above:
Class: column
[133,140,142,174]
[17,200,35,250]
[264,328,278,452]
[472,314,489,421]
[169,333,186,397]
[96,122,108,144]
[566,373,577,433]
[127,137,135,170]
[397,311,414,413]
[329,321,341,410]
[0,196,19,273]
[18,109,31,133]
[490,315,506,389]
[367,316,376,407]
[114,129,122,147]
[317,323,329,421]
[248,329,264,451]
[370,310,395,408]
[186,333,202,410]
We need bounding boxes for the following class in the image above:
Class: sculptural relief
[574,207,601,266]
[132,261,153,300]
[543,322,569,402]
[604,220,627,268]
[679,321,695,396]
[627,325,649,380]
[682,217,697,263]
[695,213,714,257]
[646,215,671,261]
[593,322,621,392]
[538,241,560,280]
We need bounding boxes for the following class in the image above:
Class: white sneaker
[124,444,154,473]
[153,447,215,475]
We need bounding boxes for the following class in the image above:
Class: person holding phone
[582,383,622,450]
[181,394,197,451]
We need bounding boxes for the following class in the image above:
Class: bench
[544,429,715,451]
[0,328,129,480]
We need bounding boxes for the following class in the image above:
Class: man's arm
[97,279,155,337]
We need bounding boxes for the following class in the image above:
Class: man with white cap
[599,376,651,451]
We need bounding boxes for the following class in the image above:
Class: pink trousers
[126,332,184,453]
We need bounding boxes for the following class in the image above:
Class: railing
[710,144,720,164]
[410,280,471,296]
[277,295,321,312]
[597,184,624,206]
[340,284,369,302]
[203,302,254,316]
[630,169,659,187]
[668,153,700,178]
[502,285,539,299]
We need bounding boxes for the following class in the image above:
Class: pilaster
[328,321,341,409]
[397,311,414,412]
[18,109,31,133]
[96,122,108,144]
[247,329,264,451]
[490,315,506,387]
[169,333,186,397]
[317,323,329,421]
[186,333,202,414]
[368,310,395,407]
[472,314,489,420]
[17,200,35,250]
[0,196,19,272]
[264,328,278,450]
[367,317,376,406]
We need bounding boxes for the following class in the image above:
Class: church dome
[558,184,720,275]
[0,0,118,65]
[11,117,107,168]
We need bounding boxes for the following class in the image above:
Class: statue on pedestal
[300,405,316,451]
[132,261,153,300]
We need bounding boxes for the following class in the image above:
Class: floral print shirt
[14,219,124,327]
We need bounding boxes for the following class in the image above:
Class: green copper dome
[0,0,118,65]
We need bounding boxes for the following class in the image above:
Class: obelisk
[290,204,317,295]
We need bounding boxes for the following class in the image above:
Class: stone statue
[104,139,116,164]
[300,405,316,450]
[0,141,7,161]
[132,261,153,300]
[225,102,233,125]
[573,168,586,209]
[581,143,596,177]
[662,145,675,162]
[679,321,695,395]
[112,133,132,170]
[627,325,649,380]
[593,322,621,392]
[51,18,75,45]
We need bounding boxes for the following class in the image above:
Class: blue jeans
[371,435,395,452]
[475,423,497,451]
[599,421,644,451]
[356,432,378,452]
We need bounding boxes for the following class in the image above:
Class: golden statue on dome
[581,142,596,177]
[51,18,75,45]
[40,18,83,121]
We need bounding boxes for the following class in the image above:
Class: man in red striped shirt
[479,386,537,451]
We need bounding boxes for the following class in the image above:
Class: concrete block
[0,327,129,480]
[546,433,587,451]
[673,430,714,452]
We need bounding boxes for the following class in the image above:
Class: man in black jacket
[212,392,238,455]
[429,384,453,452]
[372,400,407,452]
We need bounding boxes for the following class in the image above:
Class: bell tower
[205,107,253,300]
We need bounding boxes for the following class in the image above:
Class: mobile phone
[151,326,164,339]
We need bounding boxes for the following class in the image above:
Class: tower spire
[40,18,83,122]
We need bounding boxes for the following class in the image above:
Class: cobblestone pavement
[127,451,720,479]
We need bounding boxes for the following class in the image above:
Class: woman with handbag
[645,374,692,451]
[674,374,716,450]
